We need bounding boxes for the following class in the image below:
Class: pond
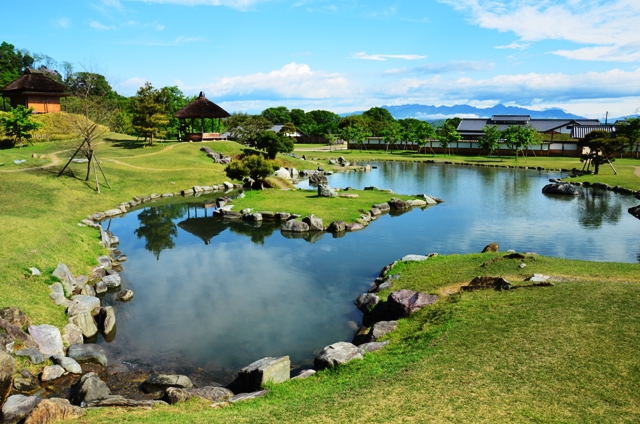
[99,161,640,385]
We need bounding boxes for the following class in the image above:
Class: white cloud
[90,20,117,30]
[124,0,267,10]
[385,61,494,76]
[200,62,351,100]
[442,0,640,62]
[115,77,148,95]
[352,52,427,61]
[56,17,70,28]
[495,42,530,50]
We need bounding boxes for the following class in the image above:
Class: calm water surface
[100,161,639,383]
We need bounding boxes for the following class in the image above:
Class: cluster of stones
[200,146,231,164]
[328,156,352,168]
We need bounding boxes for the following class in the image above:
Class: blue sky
[2,0,640,118]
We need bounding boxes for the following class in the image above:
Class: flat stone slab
[357,340,390,355]
[291,369,316,380]
[165,386,234,405]
[23,398,85,424]
[85,396,167,409]
[15,348,45,364]
[229,390,269,403]
[370,321,398,341]
[67,344,108,367]
[401,254,429,262]
[237,356,290,392]
[41,365,65,382]
[141,374,193,393]
[388,289,438,318]
[314,342,363,370]
[51,355,82,374]
[1,395,42,424]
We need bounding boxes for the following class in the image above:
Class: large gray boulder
[372,203,391,212]
[102,273,121,289]
[67,296,101,317]
[629,205,640,220]
[97,306,116,336]
[281,220,309,232]
[71,372,111,406]
[309,173,328,185]
[274,167,291,179]
[0,350,13,405]
[369,321,398,341]
[314,342,363,370]
[302,215,324,231]
[388,289,438,319]
[41,365,65,382]
[165,386,234,405]
[1,395,42,424]
[67,344,108,367]
[327,220,346,233]
[62,324,83,346]
[140,374,193,394]
[51,355,82,374]
[52,263,76,294]
[317,184,337,198]
[236,356,290,392]
[27,324,64,357]
[68,312,98,339]
[542,183,579,195]
[388,198,410,210]
[23,398,85,424]
[354,293,379,313]
[15,348,44,365]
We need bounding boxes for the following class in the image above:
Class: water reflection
[134,204,187,259]
[577,189,622,228]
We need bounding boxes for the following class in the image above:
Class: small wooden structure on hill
[2,68,67,113]
[174,91,230,141]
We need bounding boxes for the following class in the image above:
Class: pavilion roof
[174,92,231,119]
[2,68,67,95]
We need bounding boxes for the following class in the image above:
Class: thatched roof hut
[2,68,68,113]
[174,92,230,141]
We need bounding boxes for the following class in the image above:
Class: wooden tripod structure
[57,138,111,193]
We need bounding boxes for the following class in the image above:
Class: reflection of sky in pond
[102,161,640,383]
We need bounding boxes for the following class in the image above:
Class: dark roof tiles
[174,92,231,119]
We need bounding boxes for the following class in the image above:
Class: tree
[69,72,112,97]
[157,86,191,140]
[615,117,640,158]
[399,118,434,154]
[435,119,461,155]
[501,124,540,161]
[0,105,42,147]
[225,154,273,182]
[0,41,34,88]
[228,115,272,146]
[130,82,169,146]
[381,120,403,152]
[579,130,628,175]
[254,130,294,159]
[362,106,395,123]
[339,116,371,151]
[304,110,341,136]
[261,106,291,124]
[479,125,501,157]
[279,122,297,137]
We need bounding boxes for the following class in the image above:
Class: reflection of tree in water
[135,204,188,259]
[577,190,622,228]
[228,222,278,245]
[636,252,640,264]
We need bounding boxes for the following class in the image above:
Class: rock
[97,256,111,269]
[140,374,193,394]
[364,186,377,191]
[302,214,324,231]
[629,205,640,220]
[67,296,100,317]
[463,276,512,291]
[401,254,429,262]
[243,213,263,222]
[481,243,499,253]
[67,344,108,367]
[274,167,291,179]
[15,348,45,365]
[104,209,122,217]
[229,390,269,403]
[542,183,579,195]
[369,207,381,217]
[27,325,64,357]
[52,264,75,294]
[309,173,328,185]
[291,369,316,380]
[0,318,33,343]
[345,223,364,231]
[526,274,551,283]
[0,307,31,329]
[388,290,438,319]
[223,181,234,190]
[116,290,134,302]
[84,396,168,409]
[51,356,82,374]
[80,284,95,297]
[1,395,42,424]
[102,274,121,288]
[281,220,309,232]
[372,202,391,212]
[90,266,106,281]
[236,356,290,392]
[94,281,107,294]
[24,398,85,424]
[339,193,359,198]
[71,372,111,406]
[97,307,116,337]
[274,212,291,220]
[407,199,427,207]
[12,369,39,394]
[41,365,65,382]
[369,321,398,341]
[317,184,337,197]
[327,220,346,233]
[357,340,390,355]
[165,386,234,405]
[314,342,363,370]
[0,333,13,354]
[68,312,98,339]
[388,198,410,210]
[1,350,13,405]
[354,293,379,313]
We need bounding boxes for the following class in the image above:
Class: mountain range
[342,104,589,121]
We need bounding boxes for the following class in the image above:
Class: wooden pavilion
[174,91,230,141]
[2,68,67,113]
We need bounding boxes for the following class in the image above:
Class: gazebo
[2,68,67,113]
[174,91,230,141]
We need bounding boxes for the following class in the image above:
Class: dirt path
[0,149,67,173]
[634,166,640,178]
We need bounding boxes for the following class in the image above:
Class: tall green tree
[261,106,291,124]
[0,105,42,146]
[255,130,294,159]
[0,41,34,88]
[362,107,395,123]
[228,115,272,146]
[435,119,461,155]
[339,116,371,151]
[381,120,403,152]
[479,125,501,157]
[502,124,540,161]
[157,86,191,140]
[131,82,169,146]
[615,117,640,157]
